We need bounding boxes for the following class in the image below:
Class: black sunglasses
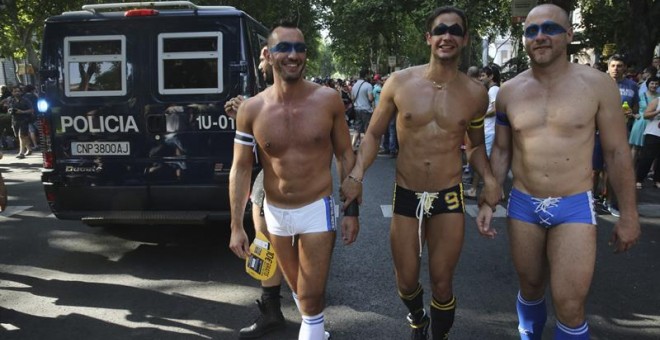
[270,42,307,54]
[431,23,464,37]
[524,21,567,39]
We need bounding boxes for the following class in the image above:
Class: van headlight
[37,99,49,113]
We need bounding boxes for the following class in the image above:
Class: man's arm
[228,100,256,259]
[467,88,500,207]
[341,74,398,205]
[596,76,640,253]
[476,85,513,238]
[328,90,360,245]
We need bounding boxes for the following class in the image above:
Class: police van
[38,1,268,225]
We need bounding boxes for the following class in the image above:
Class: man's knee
[553,297,586,327]
[297,292,325,315]
[430,279,453,302]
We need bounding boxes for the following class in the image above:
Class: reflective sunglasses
[524,21,567,39]
[431,23,464,37]
[270,42,307,54]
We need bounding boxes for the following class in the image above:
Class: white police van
[38,1,268,225]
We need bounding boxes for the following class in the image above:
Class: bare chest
[253,105,332,157]
[395,86,474,131]
[507,88,597,134]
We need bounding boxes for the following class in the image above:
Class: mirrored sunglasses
[431,23,464,37]
[524,21,567,39]
[270,42,307,54]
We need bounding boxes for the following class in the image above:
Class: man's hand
[341,216,360,245]
[224,95,245,118]
[610,215,640,253]
[340,176,363,209]
[479,177,502,208]
[229,226,250,259]
[476,204,497,238]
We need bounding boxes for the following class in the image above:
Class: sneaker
[15,153,25,159]
[608,205,620,218]
[378,148,390,155]
[25,150,32,156]
[325,331,331,339]
[407,311,430,340]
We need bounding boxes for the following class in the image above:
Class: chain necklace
[429,72,458,90]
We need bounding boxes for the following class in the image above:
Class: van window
[64,35,127,97]
[158,32,223,95]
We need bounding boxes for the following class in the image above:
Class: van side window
[64,35,127,97]
[158,32,223,95]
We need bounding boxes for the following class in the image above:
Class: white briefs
[264,196,337,237]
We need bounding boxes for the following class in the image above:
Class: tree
[0,0,85,83]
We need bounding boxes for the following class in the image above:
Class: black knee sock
[431,295,456,339]
[399,283,425,323]
[261,285,281,301]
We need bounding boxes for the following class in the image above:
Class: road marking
[0,206,32,218]
[380,204,507,218]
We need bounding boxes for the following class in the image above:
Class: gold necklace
[432,81,446,90]
[430,73,457,90]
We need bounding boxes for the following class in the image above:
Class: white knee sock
[299,312,325,340]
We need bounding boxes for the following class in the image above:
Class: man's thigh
[508,218,549,293]
[297,231,336,297]
[390,214,423,290]
[425,213,465,287]
[547,223,596,303]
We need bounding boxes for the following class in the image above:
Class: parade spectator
[350,69,374,149]
[635,96,660,189]
[630,76,660,166]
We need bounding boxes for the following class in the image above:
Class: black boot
[239,298,285,339]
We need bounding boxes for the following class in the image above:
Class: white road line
[0,206,32,218]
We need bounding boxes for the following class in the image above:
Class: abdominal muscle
[510,134,594,197]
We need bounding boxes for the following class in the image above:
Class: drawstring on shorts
[414,192,439,257]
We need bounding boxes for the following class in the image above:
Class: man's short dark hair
[482,65,501,86]
[608,54,627,65]
[268,20,300,45]
[359,69,369,79]
[644,66,658,75]
[425,6,468,36]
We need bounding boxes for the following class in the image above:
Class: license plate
[71,141,130,156]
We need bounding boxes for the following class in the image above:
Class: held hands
[224,95,245,118]
[610,215,641,253]
[229,225,250,259]
[476,203,498,238]
[341,216,360,245]
[340,175,363,209]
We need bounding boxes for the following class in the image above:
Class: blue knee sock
[516,291,547,340]
[554,320,589,339]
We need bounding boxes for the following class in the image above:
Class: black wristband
[345,200,359,216]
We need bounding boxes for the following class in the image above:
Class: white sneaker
[325,331,331,339]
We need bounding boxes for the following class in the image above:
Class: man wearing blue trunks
[229,21,359,340]
[478,4,640,340]
[342,6,501,340]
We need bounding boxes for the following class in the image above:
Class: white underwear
[264,196,337,238]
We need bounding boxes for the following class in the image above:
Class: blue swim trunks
[507,188,597,228]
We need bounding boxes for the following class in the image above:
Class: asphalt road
[0,152,659,339]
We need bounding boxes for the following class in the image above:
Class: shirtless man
[341,6,500,340]
[478,4,640,339]
[229,21,359,340]
[225,46,287,339]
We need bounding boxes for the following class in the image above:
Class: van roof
[52,1,242,21]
